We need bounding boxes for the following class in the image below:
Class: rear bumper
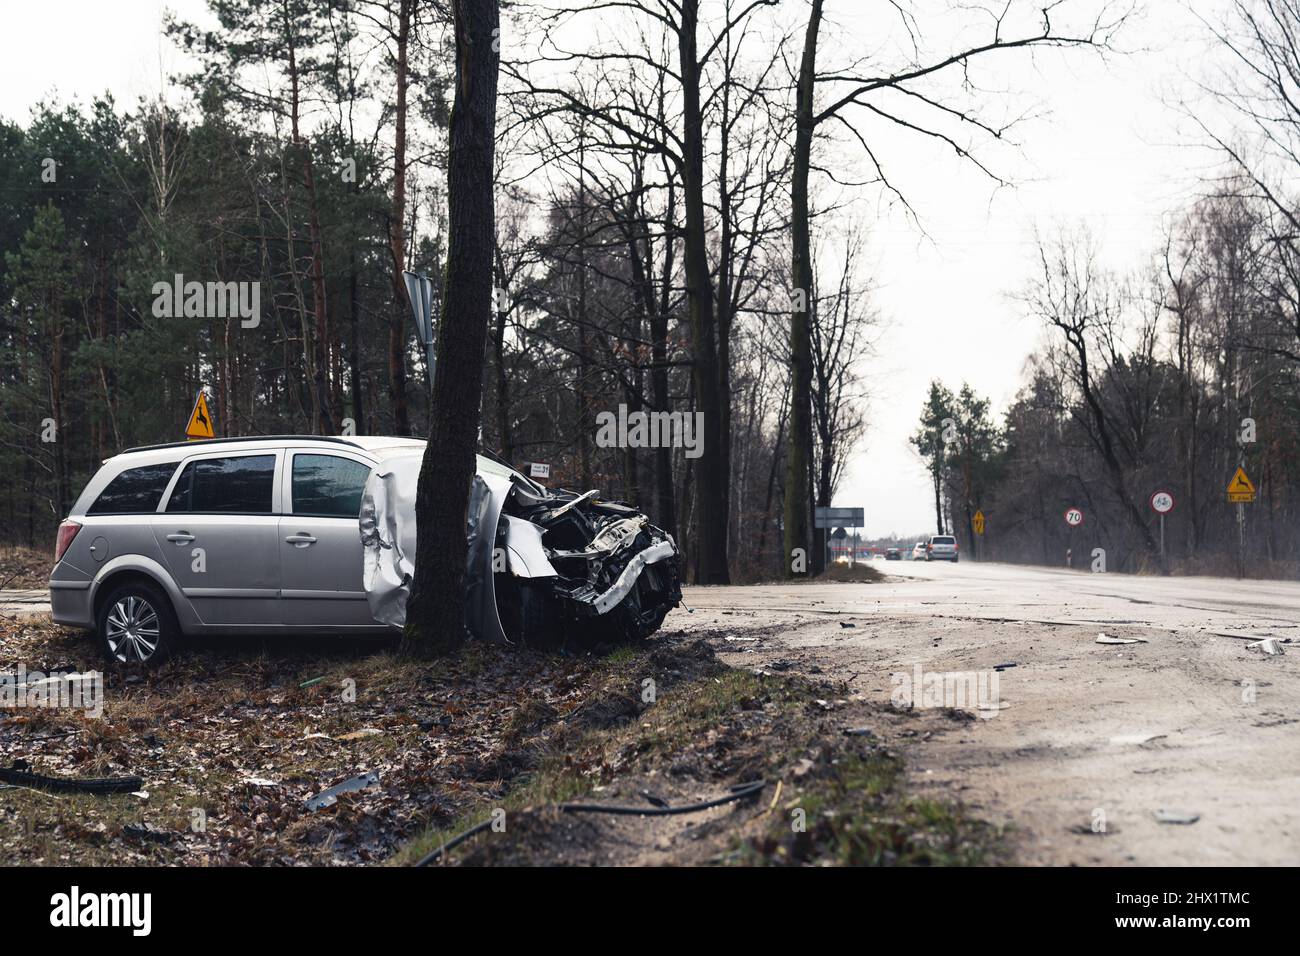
[49,578,94,628]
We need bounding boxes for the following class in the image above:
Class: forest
[6,0,1297,582]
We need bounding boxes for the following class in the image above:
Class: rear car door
[154,451,282,626]
[277,450,376,626]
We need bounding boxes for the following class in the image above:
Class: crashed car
[360,448,682,647]
[49,435,679,666]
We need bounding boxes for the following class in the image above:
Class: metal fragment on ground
[1249,638,1286,656]
[1096,633,1148,644]
[304,771,380,811]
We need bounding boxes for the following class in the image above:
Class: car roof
[120,434,423,454]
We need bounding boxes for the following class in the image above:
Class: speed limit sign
[1150,491,1175,514]
[1064,507,1084,527]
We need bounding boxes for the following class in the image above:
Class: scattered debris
[993,662,1018,671]
[336,728,385,741]
[241,776,279,788]
[838,622,857,629]
[842,726,875,738]
[1110,733,1167,746]
[1068,823,1111,836]
[304,772,380,811]
[639,789,670,809]
[298,676,326,688]
[122,822,173,844]
[1153,809,1200,825]
[1096,633,1148,645]
[1248,638,1286,656]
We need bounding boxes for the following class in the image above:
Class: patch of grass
[742,752,1005,866]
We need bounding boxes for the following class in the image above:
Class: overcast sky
[0,1,1229,537]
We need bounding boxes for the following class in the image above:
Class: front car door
[154,451,283,627]
[278,449,377,627]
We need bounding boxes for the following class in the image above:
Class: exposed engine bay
[359,451,682,647]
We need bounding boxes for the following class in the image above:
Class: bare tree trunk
[402,0,499,656]
[784,0,821,576]
[388,0,413,436]
[678,0,729,584]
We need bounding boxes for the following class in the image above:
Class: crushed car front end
[359,450,682,646]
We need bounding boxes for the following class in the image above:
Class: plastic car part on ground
[359,452,682,646]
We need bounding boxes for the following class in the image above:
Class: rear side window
[291,454,370,517]
[87,462,179,515]
[167,455,276,514]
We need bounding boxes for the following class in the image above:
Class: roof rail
[120,435,362,455]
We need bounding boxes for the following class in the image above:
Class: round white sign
[1064,507,1084,527]
[1150,491,1175,514]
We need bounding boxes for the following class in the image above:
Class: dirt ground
[681,573,1300,866]
[0,548,50,591]
[0,610,998,867]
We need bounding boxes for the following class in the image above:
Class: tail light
[55,520,82,563]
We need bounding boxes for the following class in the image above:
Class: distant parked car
[925,534,959,562]
[885,548,901,561]
[911,541,927,560]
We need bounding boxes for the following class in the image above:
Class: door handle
[285,533,317,547]
[166,532,195,545]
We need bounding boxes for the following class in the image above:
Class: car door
[154,451,283,626]
[278,449,376,626]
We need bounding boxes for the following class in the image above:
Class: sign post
[1227,466,1255,579]
[1063,507,1083,568]
[1150,491,1174,575]
[402,270,437,393]
[815,506,864,572]
[185,390,215,441]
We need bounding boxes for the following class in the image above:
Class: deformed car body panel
[359,451,681,646]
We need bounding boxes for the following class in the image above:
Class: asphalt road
[679,560,1300,866]
[682,558,1300,639]
[0,589,50,618]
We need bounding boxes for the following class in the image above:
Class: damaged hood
[359,450,682,646]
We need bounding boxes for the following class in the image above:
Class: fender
[90,553,199,633]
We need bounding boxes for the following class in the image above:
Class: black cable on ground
[0,764,144,795]
[414,779,766,867]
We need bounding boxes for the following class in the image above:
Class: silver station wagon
[50,435,682,666]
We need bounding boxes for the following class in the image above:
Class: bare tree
[784,0,1129,574]
[403,0,501,655]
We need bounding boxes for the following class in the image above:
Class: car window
[932,536,956,545]
[292,454,371,518]
[166,455,276,513]
[88,462,180,514]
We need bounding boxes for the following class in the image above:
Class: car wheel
[495,575,562,648]
[953,555,959,563]
[97,581,178,667]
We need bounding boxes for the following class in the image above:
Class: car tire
[96,580,179,668]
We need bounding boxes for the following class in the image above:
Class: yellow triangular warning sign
[185,391,215,440]
[1227,466,1255,502]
